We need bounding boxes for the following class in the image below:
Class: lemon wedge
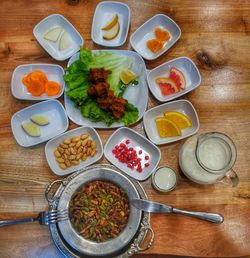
[155,117,181,138]
[120,69,136,84]
[164,111,192,129]
[101,14,119,30]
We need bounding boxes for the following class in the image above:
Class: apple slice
[59,31,72,51]
[101,14,118,30]
[43,26,62,42]
[103,22,120,40]
[169,67,186,89]
[156,77,179,96]
[22,122,41,137]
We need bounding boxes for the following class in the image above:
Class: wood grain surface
[0,0,250,257]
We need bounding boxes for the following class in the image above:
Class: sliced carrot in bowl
[26,79,45,96]
[45,81,61,96]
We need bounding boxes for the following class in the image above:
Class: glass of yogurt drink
[179,132,238,186]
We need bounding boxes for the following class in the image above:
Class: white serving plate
[130,14,181,60]
[11,64,65,101]
[143,100,199,145]
[104,127,161,181]
[91,1,130,47]
[33,14,83,61]
[45,126,103,176]
[64,50,148,128]
[147,57,201,102]
[11,100,68,147]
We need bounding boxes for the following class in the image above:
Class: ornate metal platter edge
[45,164,154,258]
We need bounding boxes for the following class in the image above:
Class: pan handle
[127,217,154,256]
[45,179,64,204]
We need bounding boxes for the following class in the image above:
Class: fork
[0,209,68,227]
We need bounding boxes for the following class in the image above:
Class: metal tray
[45,164,154,258]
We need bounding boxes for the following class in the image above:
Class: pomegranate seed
[125,139,130,144]
[137,167,143,173]
[138,150,142,155]
[145,155,149,160]
[145,163,150,167]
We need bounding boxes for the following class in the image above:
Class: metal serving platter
[45,164,154,258]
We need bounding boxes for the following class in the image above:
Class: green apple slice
[43,26,62,42]
[59,31,72,51]
[22,122,41,137]
[103,22,120,40]
[31,114,49,126]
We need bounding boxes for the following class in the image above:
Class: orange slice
[155,117,181,137]
[164,111,192,129]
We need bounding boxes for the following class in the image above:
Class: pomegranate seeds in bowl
[104,127,161,181]
[112,140,151,173]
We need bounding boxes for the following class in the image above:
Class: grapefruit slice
[169,67,186,89]
[155,77,179,96]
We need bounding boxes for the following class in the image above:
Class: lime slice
[120,69,136,85]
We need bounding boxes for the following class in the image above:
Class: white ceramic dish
[11,100,68,147]
[147,57,201,102]
[91,1,130,47]
[130,14,181,60]
[33,14,83,61]
[11,64,65,100]
[45,126,103,176]
[143,99,199,145]
[64,50,148,128]
[104,127,161,181]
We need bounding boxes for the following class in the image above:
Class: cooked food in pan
[69,180,130,242]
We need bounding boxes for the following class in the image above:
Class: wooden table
[0,0,250,257]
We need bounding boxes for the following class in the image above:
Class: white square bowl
[91,1,130,47]
[130,14,181,60]
[11,100,69,147]
[147,57,201,102]
[104,127,161,181]
[33,14,83,61]
[45,126,103,176]
[143,100,199,145]
[11,64,65,101]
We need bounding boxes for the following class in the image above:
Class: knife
[131,199,224,224]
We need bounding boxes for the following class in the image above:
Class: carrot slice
[155,27,171,41]
[45,81,61,96]
[26,79,45,96]
[146,39,164,53]
[30,71,48,85]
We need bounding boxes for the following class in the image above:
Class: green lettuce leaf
[81,99,114,126]
[120,103,139,126]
